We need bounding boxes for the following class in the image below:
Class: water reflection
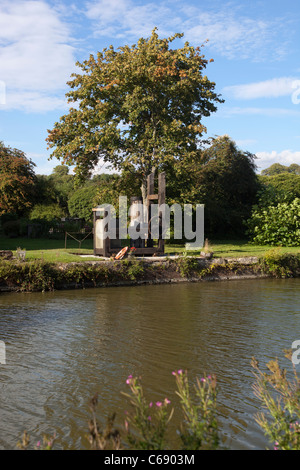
[0,278,299,449]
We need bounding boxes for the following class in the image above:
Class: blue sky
[0,0,300,175]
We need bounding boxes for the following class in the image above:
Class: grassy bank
[1,250,300,293]
[1,236,300,263]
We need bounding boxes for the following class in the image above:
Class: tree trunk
[141,177,148,208]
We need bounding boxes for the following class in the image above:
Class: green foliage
[261,163,290,176]
[252,353,300,450]
[260,248,300,278]
[0,141,36,216]
[259,173,300,203]
[29,203,66,222]
[48,165,75,210]
[68,185,99,222]
[198,136,259,237]
[174,370,220,450]
[32,166,75,214]
[261,162,300,176]
[122,375,173,450]
[88,370,219,451]
[0,260,55,292]
[47,28,223,190]
[17,431,56,450]
[17,353,300,450]
[167,135,259,238]
[2,252,300,294]
[0,258,147,292]
[94,171,142,212]
[247,198,300,246]
[176,256,200,277]
[18,369,220,451]
[32,174,60,206]
[123,259,145,280]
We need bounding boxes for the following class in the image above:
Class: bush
[247,198,300,246]
[260,249,300,278]
[68,185,98,222]
[29,203,65,222]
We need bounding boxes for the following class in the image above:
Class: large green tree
[259,172,300,203]
[0,141,36,216]
[166,135,260,237]
[47,28,223,202]
[48,165,75,210]
[68,184,99,222]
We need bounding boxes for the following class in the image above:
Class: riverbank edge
[1,253,299,293]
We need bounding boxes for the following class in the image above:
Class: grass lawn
[0,236,97,262]
[1,235,300,263]
[165,240,300,258]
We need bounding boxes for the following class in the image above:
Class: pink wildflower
[156,401,162,407]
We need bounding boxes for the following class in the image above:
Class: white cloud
[256,150,300,171]
[85,0,178,39]
[0,1,76,112]
[184,13,288,61]
[3,90,69,113]
[85,0,291,61]
[223,78,298,100]
[220,107,300,117]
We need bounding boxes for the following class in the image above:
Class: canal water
[0,278,299,450]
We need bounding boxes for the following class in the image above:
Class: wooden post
[147,171,155,247]
[103,208,110,257]
[158,172,166,253]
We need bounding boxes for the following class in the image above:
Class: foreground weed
[252,351,300,450]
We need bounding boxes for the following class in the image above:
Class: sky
[0,0,300,176]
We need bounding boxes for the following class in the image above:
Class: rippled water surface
[0,278,300,449]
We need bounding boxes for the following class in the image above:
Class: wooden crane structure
[93,171,166,257]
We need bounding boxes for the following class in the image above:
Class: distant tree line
[0,136,258,240]
[2,138,300,245]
